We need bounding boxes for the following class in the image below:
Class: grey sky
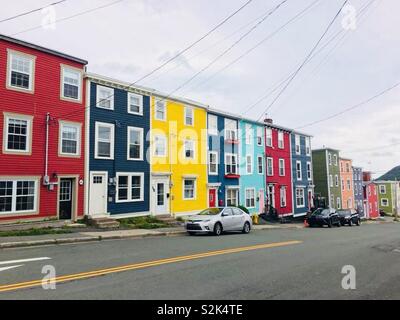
[1,0,399,177]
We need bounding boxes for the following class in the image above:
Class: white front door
[259,189,264,214]
[152,177,170,215]
[268,185,275,208]
[89,172,108,217]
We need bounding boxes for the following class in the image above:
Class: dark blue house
[352,166,364,216]
[207,110,240,208]
[291,131,314,217]
[85,74,150,218]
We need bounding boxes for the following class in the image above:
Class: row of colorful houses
[0,35,397,224]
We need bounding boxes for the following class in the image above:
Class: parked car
[337,209,361,226]
[307,208,341,228]
[185,207,252,236]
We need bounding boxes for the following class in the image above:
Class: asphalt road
[0,223,399,300]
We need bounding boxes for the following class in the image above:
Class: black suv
[337,209,361,226]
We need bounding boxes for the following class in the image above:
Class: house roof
[0,34,88,65]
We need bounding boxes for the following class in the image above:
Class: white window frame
[96,85,114,110]
[379,185,386,194]
[306,161,312,180]
[329,175,333,187]
[94,122,115,160]
[226,189,238,207]
[7,50,35,93]
[295,135,301,155]
[266,128,273,147]
[115,172,144,203]
[328,153,332,165]
[208,114,218,136]
[225,119,238,141]
[127,126,144,161]
[296,188,305,208]
[257,127,263,146]
[208,151,218,175]
[59,121,81,157]
[245,188,256,208]
[305,138,311,156]
[183,178,197,200]
[335,175,339,187]
[333,154,338,166]
[183,139,195,159]
[3,113,33,155]
[246,154,253,174]
[61,65,82,102]
[153,134,167,157]
[347,179,351,191]
[280,187,287,208]
[155,99,167,121]
[296,161,302,180]
[267,157,274,176]
[184,106,194,126]
[0,178,39,215]
[278,131,284,149]
[337,197,341,209]
[127,92,143,115]
[257,155,264,175]
[225,153,238,175]
[245,124,252,145]
[279,159,285,177]
[381,198,389,207]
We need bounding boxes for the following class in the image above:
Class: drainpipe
[44,112,50,185]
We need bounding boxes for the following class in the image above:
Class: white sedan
[185,207,253,236]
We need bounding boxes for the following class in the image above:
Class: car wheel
[327,219,333,228]
[242,222,251,234]
[214,223,223,236]
[336,221,341,227]
[356,219,361,226]
[340,221,345,226]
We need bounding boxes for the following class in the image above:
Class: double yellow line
[0,240,302,293]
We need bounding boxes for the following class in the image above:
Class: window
[154,135,167,157]
[346,163,350,173]
[208,151,218,175]
[333,155,338,166]
[347,179,351,191]
[307,162,312,180]
[96,85,114,110]
[245,189,255,208]
[61,66,82,101]
[155,99,167,121]
[0,179,38,214]
[257,156,264,174]
[257,127,263,146]
[329,175,333,187]
[116,173,144,202]
[296,161,302,180]
[59,122,81,156]
[305,138,311,155]
[335,175,339,187]
[266,128,272,147]
[245,124,252,145]
[279,159,285,176]
[341,179,345,191]
[225,119,237,141]
[295,135,300,154]
[7,51,35,92]
[226,189,238,206]
[208,114,218,135]
[267,157,273,176]
[296,188,305,208]
[337,197,341,209]
[225,154,238,174]
[128,93,143,115]
[246,155,253,174]
[184,140,195,159]
[183,179,196,200]
[328,153,332,165]
[280,187,287,207]
[379,185,386,194]
[184,107,194,126]
[278,132,284,149]
[95,122,114,159]
[3,114,32,154]
[127,127,143,160]
[340,162,344,173]
[381,198,389,207]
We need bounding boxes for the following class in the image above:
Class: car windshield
[197,208,222,216]
[312,209,330,216]
[337,210,350,215]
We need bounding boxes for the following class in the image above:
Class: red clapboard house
[264,119,293,217]
[0,34,87,223]
[363,172,379,219]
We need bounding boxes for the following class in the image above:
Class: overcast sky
[1,0,399,177]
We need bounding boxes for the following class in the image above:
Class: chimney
[264,118,273,124]
[363,171,372,182]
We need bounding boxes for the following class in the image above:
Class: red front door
[209,189,216,207]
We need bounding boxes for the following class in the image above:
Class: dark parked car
[307,208,341,228]
[337,209,361,226]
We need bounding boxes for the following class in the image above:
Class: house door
[259,189,264,214]
[267,185,275,208]
[152,178,170,215]
[89,172,108,217]
[209,189,217,207]
[59,178,73,220]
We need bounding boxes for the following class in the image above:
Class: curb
[0,230,188,249]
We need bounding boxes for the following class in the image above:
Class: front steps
[87,217,120,229]
[156,215,184,227]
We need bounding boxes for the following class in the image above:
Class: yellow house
[150,94,208,216]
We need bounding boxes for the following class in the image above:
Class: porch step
[87,218,120,229]
[155,215,184,227]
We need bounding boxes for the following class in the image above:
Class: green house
[375,181,400,216]
[312,148,342,209]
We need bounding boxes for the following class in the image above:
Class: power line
[11,0,125,36]
[295,81,400,130]
[262,0,349,116]
[0,0,67,24]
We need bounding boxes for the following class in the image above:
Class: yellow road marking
[0,240,302,293]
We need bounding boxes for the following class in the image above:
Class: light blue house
[239,119,266,215]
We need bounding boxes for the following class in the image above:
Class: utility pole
[395,178,399,222]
